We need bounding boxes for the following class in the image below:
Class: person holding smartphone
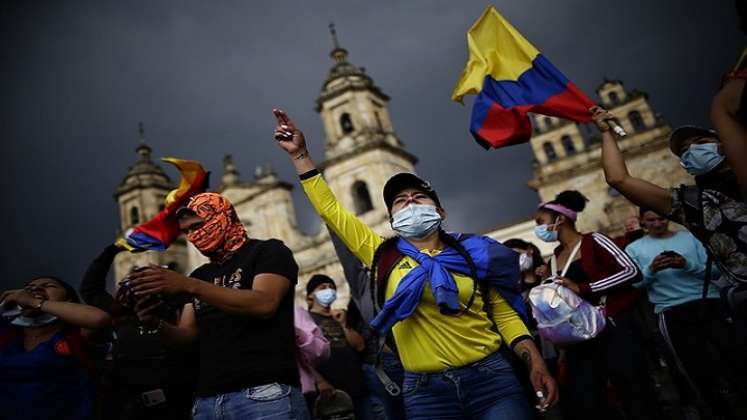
[79,246,197,420]
[625,208,747,418]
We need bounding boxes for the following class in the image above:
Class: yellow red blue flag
[452,6,594,149]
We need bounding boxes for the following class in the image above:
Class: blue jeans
[402,351,532,420]
[192,383,310,420]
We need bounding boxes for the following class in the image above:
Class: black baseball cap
[383,173,441,212]
[306,274,336,296]
[669,126,718,156]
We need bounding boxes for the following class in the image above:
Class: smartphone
[660,250,678,258]
[140,389,166,407]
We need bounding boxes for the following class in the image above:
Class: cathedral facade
[113,37,690,306]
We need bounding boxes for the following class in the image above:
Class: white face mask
[11,314,58,328]
[391,204,442,239]
[519,253,534,272]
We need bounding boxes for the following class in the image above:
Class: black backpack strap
[375,245,404,309]
[680,185,704,226]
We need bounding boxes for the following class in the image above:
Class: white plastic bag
[528,282,606,346]
[528,240,606,346]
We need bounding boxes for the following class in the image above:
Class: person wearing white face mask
[1,276,111,420]
[273,108,557,419]
[303,275,368,419]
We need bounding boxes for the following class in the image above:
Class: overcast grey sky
[0,0,741,290]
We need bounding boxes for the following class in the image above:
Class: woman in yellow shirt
[273,109,557,419]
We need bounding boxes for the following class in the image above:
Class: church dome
[116,124,172,197]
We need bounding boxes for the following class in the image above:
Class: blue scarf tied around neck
[370,233,527,334]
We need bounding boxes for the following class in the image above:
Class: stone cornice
[231,180,294,207]
[319,140,418,171]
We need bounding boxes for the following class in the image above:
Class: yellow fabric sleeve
[488,288,531,346]
[300,172,531,372]
[300,173,383,267]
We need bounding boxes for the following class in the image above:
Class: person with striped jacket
[533,190,660,420]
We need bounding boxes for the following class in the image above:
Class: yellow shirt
[301,173,530,372]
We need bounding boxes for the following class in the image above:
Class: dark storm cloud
[0,0,741,289]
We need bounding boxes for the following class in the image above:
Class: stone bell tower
[317,24,418,228]
[112,123,189,284]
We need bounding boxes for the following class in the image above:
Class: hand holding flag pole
[452,6,598,149]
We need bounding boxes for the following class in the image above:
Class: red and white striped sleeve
[585,232,640,293]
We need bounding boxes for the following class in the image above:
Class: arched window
[608,91,619,105]
[352,181,374,215]
[130,206,140,225]
[543,117,553,130]
[543,142,558,162]
[339,113,354,134]
[628,110,645,132]
[561,135,577,155]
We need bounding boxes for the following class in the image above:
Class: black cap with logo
[383,172,441,212]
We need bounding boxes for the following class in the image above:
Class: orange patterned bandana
[186,193,247,262]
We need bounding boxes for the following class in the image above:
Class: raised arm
[273,109,384,266]
[593,107,672,216]
[79,244,122,311]
[711,78,747,198]
[0,288,110,330]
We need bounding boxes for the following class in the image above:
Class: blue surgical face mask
[314,288,337,307]
[391,204,442,240]
[534,219,559,243]
[680,142,725,176]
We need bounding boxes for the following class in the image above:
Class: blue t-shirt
[625,231,720,313]
[0,323,97,420]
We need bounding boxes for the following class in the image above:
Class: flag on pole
[452,6,594,149]
[116,157,209,252]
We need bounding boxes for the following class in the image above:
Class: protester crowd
[3,5,747,420]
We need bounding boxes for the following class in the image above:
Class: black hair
[552,190,588,212]
[26,276,81,304]
[369,229,488,321]
[503,238,544,270]
[539,190,588,227]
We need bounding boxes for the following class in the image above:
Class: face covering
[391,204,442,240]
[535,219,559,243]
[186,193,248,262]
[11,314,58,328]
[680,143,725,176]
[314,288,337,307]
[519,253,534,272]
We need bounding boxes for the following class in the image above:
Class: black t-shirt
[190,239,300,397]
[310,312,365,399]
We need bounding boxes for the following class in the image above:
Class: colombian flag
[116,158,209,252]
[452,6,594,149]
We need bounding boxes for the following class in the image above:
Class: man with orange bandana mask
[129,192,310,420]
